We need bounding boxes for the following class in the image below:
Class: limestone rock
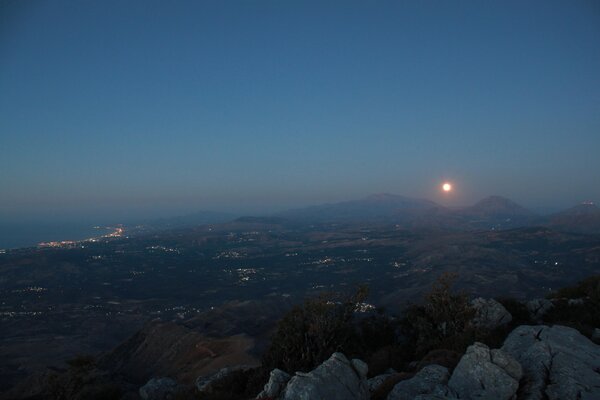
[448,342,521,400]
[502,325,600,400]
[139,377,177,400]
[351,358,368,379]
[471,298,512,330]
[526,298,554,322]
[387,365,451,400]
[280,352,369,400]
[256,368,291,399]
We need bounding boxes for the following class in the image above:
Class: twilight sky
[1,0,599,222]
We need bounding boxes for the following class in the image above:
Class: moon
[442,182,452,192]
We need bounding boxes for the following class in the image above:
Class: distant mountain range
[274,193,600,233]
[546,202,600,234]
[137,194,600,235]
[277,193,439,223]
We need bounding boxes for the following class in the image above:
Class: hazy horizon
[0,189,593,227]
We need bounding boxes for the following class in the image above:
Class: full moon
[442,182,452,192]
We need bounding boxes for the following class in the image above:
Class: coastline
[0,224,124,251]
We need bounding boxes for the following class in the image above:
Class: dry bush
[262,286,368,373]
[543,275,600,339]
[402,272,476,358]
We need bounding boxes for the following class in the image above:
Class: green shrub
[262,286,368,373]
[544,275,600,339]
[495,297,531,326]
[547,275,600,300]
[402,272,476,358]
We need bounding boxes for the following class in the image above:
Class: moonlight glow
[442,182,452,192]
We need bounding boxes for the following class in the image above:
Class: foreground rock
[257,324,600,400]
[386,342,521,400]
[448,342,521,400]
[502,324,600,400]
[139,377,178,400]
[471,298,512,330]
[387,365,450,400]
[257,368,291,399]
[276,352,369,400]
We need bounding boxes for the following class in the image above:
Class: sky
[1,0,600,223]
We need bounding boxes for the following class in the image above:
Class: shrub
[496,297,531,326]
[543,275,600,338]
[45,355,125,400]
[402,272,476,358]
[547,275,600,301]
[262,286,368,373]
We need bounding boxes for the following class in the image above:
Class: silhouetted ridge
[461,195,535,217]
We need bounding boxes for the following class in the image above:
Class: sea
[0,222,110,250]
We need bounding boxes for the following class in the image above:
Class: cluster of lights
[38,226,124,248]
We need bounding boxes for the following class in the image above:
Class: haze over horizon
[2,0,600,224]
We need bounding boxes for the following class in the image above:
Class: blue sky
[1,0,599,221]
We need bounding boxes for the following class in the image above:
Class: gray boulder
[256,368,291,399]
[139,377,177,400]
[526,298,554,322]
[280,352,369,400]
[502,325,600,400]
[471,297,512,330]
[387,365,451,400]
[448,342,521,400]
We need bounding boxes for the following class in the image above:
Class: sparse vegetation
[543,274,600,338]
[46,355,123,400]
[548,274,600,301]
[36,275,600,400]
[262,286,369,373]
[402,272,477,358]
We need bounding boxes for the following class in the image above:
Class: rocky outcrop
[471,297,512,330]
[448,342,521,400]
[386,343,521,400]
[139,377,177,400]
[387,365,451,400]
[276,352,369,400]
[502,324,600,400]
[258,324,600,400]
[257,368,291,399]
[526,298,554,322]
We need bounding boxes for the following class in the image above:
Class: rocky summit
[255,324,600,400]
[264,352,370,400]
[502,325,600,400]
